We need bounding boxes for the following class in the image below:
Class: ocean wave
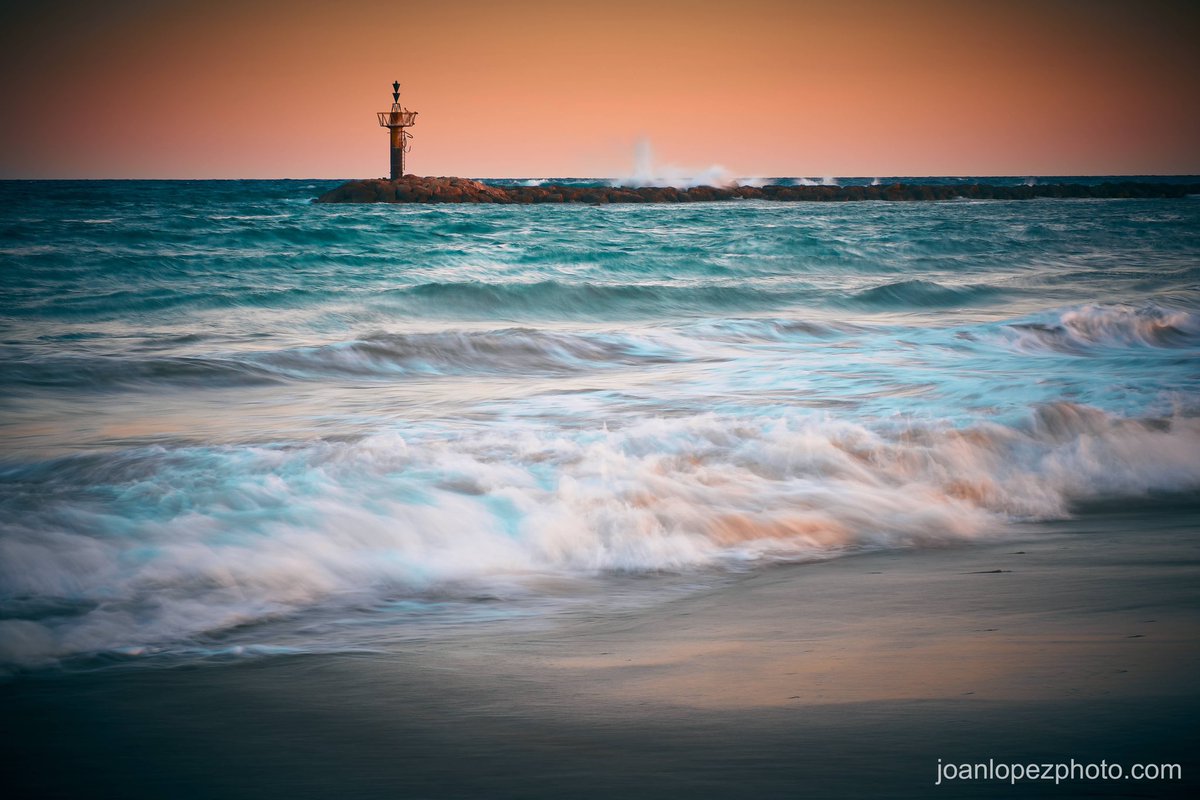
[0,328,698,390]
[5,285,327,319]
[255,329,690,377]
[0,316,874,393]
[3,402,1198,668]
[675,317,867,342]
[849,279,1007,308]
[392,280,807,317]
[0,353,282,390]
[1006,303,1200,353]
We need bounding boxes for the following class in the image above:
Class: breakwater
[316,175,1200,204]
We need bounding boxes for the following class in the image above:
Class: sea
[1,176,1198,673]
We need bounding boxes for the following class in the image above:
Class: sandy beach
[6,501,1197,799]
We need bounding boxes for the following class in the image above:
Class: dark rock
[315,177,1200,205]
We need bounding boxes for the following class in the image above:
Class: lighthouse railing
[378,111,418,127]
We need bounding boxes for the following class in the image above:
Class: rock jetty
[316,176,1200,204]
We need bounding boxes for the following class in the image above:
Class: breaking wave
[1006,303,1200,353]
[2,403,1198,668]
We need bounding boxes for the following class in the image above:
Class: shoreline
[5,506,1198,798]
[315,176,1200,204]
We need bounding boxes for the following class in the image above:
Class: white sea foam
[1005,303,1200,352]
[2,403,1198,667]
[783,177,839,187]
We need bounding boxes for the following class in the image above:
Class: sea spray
[613,137,730,188]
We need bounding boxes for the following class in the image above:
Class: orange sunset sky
[1,0,1197,179]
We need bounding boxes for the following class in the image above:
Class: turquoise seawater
[1,179,1198,669]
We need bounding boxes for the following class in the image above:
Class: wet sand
[4,504,1198,798]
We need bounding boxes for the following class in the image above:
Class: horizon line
[3,173,1200,182]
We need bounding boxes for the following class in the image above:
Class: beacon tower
[377,81,418,180]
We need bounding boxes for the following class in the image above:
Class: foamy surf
[1,178,1198,671]
[1005,303,1200,352]
[2,402,1198,668]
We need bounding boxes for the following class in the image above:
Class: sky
[0,0,1197,178]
